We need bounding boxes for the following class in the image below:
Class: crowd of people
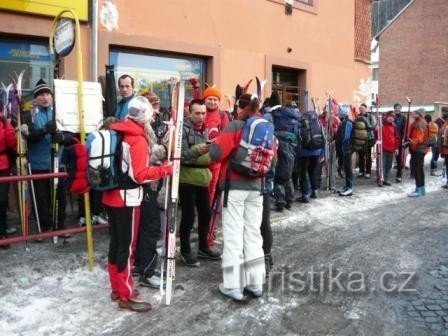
[1,74,448,313]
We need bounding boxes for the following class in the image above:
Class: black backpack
[300,111,325,150]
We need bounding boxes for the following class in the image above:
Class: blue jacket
[115,95,134,120]
[339,118,353,155]
[27,106,55,170]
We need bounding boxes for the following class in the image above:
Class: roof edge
[374,0,416,40]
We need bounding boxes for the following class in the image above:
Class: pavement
[1,166,448,336]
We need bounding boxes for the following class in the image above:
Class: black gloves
[54,131,75,145]
[44,120,57,134]
[54,131,64,144]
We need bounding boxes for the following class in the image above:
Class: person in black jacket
[393,103,407,182]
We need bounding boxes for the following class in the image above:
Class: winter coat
[115,95,134,121]
[0,117,17,170]
[394,113,407,139]
[408,118,429,154]
[438,122,448,156]
[209,114,276,192]
[102,119,170,207]
[381,121,400,153]
[27,106,56,170]
[204,108,229,141]
[336,117,353,155]
[180,118,212,187]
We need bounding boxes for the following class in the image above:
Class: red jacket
[381,121,399,153]
[0,118,17,171]
[209,115,277,191]
[102,119,169,207]
[204,109,229,141]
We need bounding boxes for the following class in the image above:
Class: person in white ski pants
[222,189,265,292]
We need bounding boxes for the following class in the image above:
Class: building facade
[0,0,372,111]
[376,0,448,110]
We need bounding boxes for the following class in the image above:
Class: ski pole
[28,163,41,233]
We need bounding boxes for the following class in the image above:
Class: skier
[355,104,375,179]
[297,110,325,202]
[379,111,400,186]
[424,114,439,176]
[103,96,173,312]
[203,87,229,246]
[438,113,448,188]
[406,109,429,197]
[393,103,407,182]
[178,99,221,267]
[335,105,354,196]
[210,94,274,301]
[115,74,135,120]
[134,92,170,289]
[0,112,17,249]
[26,79,71,236]
[269,93,299,210]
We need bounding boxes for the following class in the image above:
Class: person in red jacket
[103,96,173,312]
[406,108,429,197]
[0,114,17,249]
[209,94,272,301]
[202,87,229,246]
[381,111,400,186]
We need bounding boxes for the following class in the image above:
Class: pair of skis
[323,92,336,191]
[399,98,412,180]
[160,78,185,305]
[375,95,384,186]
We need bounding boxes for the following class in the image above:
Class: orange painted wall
[0,0,370,105]
[97,0,371,105]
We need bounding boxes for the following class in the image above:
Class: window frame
[267,0,319,15]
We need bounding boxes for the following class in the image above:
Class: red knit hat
[202,87,221,101]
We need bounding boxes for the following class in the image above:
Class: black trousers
[411,152,425,188]
[179,184,210,254]
[0,169,10,237]
[396,144,404,178]
[260,193,273,257]
[135,185,161,277]
[299,156,319,195]
[358,146,372,174]
[32,169,66,232]
[107,206,139,272]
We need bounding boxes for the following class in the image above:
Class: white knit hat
[127,96,154,124]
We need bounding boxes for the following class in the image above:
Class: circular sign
[53,18,76,57]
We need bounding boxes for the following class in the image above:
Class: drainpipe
[91,0,99,81]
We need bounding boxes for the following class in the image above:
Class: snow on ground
[1,160,447,335]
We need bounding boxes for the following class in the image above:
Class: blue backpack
[230,116,275,177]
[272,106,300,135]
[86,129,137,191]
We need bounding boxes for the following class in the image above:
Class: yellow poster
[0,0,88,21]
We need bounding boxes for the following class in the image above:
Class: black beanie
[33,79,52,98]
[269,91,281,107]
[238,93,252,109]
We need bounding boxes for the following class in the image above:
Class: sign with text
[54,79,103,134]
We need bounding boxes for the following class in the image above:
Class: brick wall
[379,0,448,105]
[355,0,372,62]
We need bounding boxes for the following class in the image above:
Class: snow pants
[135,185,161,277]
[222,190,265,290]
[107,206,140,301]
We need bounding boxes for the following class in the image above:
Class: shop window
[110,49,207,110]
[0,38,52,107]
